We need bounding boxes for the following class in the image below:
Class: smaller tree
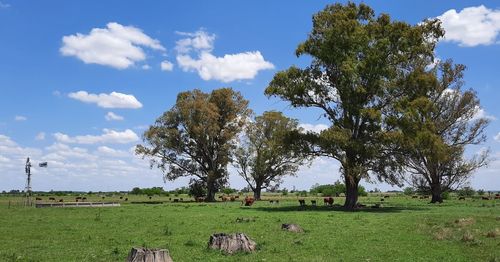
[234,111,309,200]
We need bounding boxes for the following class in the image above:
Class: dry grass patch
[485,228,499,238]
[433,227,453,240]
[461,231,475,242]
[454,217,475,227]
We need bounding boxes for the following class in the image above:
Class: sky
[1,1,500,192]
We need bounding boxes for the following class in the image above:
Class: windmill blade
[39,162,48,168]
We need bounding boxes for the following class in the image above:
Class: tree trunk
[344,175,359,210]
[253,185,262,200]
[206,179,216,202]
[430,183,443,203]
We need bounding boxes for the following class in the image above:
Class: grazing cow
[173,199,179,202]
[180,198,183,202]
[82,197,87,201]
[230,196,236,202]
[102,196,105,199]
[298,199,306,207]
[459,196,466,200]
[412,195,418,199]
[119,196,123,199]
[380,198,385,202]
[59,199,63,202]
[311,200,317,206]
[482,196,490,200]
[196,197,205,202]
[149,196,152,200]
[275,200,280,205]
[125,198,128,201]
[269,200,274,204]
[49,197,56,201]
[234,195,239,199]
[221,196,228,202]
[169,198,172,201]
[75,197,82,200]
[243,196,255,206]
[35,197,42,201]
[323,197,334,206]
[384,195,390,198]
[495,194,500,200]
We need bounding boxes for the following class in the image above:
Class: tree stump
[126,247,173,262]
[281,224,304,233]
[208,233,257,254]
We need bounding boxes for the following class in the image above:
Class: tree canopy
[234,111,309,199]
[265,2,443,209]
[136,88,251,201]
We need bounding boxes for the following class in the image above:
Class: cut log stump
[126,247,173,262]
[281,223,304,233]
[208,233,256,254]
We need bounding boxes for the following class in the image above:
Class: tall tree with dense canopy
[389,61,489,203]
[234,111,309,200]
[265,2,443,209]
[136,88,251,202]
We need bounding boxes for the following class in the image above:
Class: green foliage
[220,188,237,194]
[130,187,165,196]
[264,2,443,209]
[310,181,367,196]
[188,180,206,198]
[136,88,251,201]
[234,111,309,199]
[441,191,450,200]
[457,186,476,197]
[403,187,415,196]
[476,189,485,196]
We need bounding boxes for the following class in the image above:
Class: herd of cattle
[32,193,500,205]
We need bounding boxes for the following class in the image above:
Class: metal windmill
[24,157,47,207]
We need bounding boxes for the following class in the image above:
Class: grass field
[0,194,499,261]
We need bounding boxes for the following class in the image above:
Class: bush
[477,189,485,196]
[403,187,415,196]
[188,180,206,198]
[457,186,475,197]
[441,191,450,200]
[358,186,368,197]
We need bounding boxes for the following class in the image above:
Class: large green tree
[265,2,443,209]
[136,88,251,202]
[234,111,309,200]
[390,61,489,203]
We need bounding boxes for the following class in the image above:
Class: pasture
[0,194,499,261]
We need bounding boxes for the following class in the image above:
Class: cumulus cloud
[105,112,124,121]
[53,129,139,144]
[160,60,174,71]
[175,30,215,54]
[141,64,151,70]
[495,132,500,142]
[60,22,165,69]
[96,146,129,157]
[175,29,274,82]
[299,123,329,133]
[471,106,496,122]
[35,132,46,141]
[437,5,500,47]
[68,91,142,109]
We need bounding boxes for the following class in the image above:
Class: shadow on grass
[249,205,429,213]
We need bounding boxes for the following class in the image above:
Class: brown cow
[459,196,466,200]
[311,200,317,206]
[298,199,306,207]
[243,196,255,206]
[323,197,334,206]
[35,197,42,201]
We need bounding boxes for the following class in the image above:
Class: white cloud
[471,106,496,122]
[495,132,500,142]
[53,129,139,144]
[14,115,27,121]
[175,30,215,54]
[160,60,174,71]
[437,5,500,47]
[96,146,129,157]
[105,112,124,121]
[60,22,165,69]
[175,29,274,82]
[299,123,329,134]
[142,64,151,70]
[35,132,46,141]
[68,91,142,109]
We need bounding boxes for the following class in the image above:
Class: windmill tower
[24,157,47,207]
[24,157,32,206]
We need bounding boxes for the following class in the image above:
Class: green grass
[0,195,498,261]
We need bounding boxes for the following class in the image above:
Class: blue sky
[1,1,499,192]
